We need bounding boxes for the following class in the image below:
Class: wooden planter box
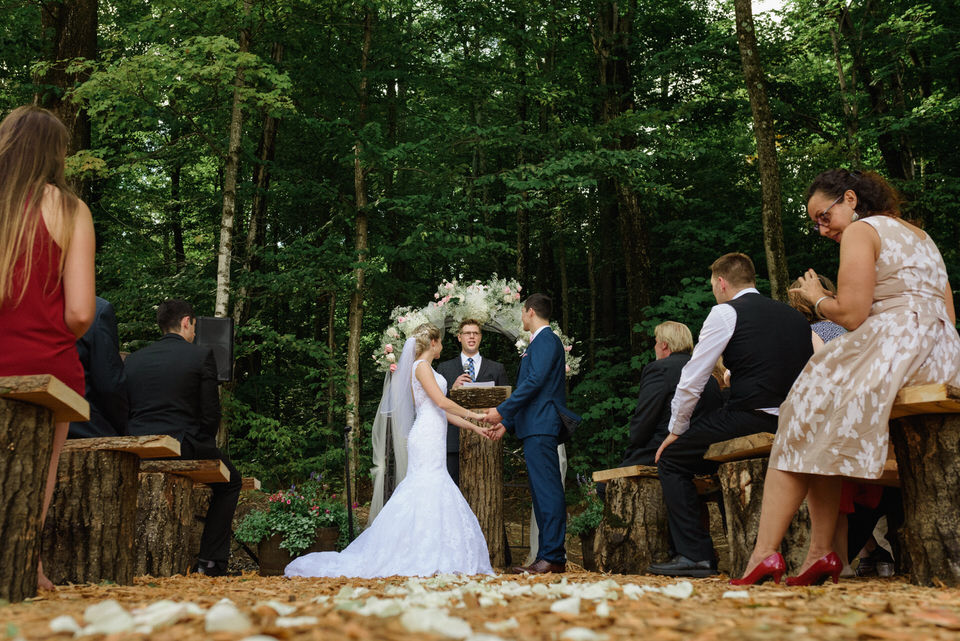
[258,527,339,576]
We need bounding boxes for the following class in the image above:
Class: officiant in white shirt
[436,319,509,485]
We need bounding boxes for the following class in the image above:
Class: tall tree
[734,0,789,302]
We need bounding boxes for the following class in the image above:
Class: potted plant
[235,475,350,575]
[567,490,603,572]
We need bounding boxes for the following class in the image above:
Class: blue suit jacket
[497,327,576,439]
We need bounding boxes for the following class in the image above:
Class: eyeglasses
[460,331,481,337]
[810,195,843,233]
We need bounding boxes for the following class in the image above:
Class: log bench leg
[595,477,671,573]
[890,414,960,586]
[0,399,55,602]
[718,457,811,577]
[42,450,139,585]
[135,472,205,576]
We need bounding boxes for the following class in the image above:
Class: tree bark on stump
[135,472,202,576]
[42,450,138,585]
[890,414,960,586]
[0,399,55,602]
[719,457,810,577]
[595,477,671,574]
[451,387,507,569]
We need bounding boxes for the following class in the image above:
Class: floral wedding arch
[368,276,581,550]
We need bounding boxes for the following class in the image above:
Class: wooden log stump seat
[42,436,180,586]
[591,465,724,574]
[135,458,228,577]
[888,383,960,586]
[241,477,262,491]
[450,386,511,570]
[0,375,87,602]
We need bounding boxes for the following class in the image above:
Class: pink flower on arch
[435,292,440,299]
[398,316,406,323]
[565,364,571,373]
[564,345,572,352]
[504,287,511,294]
[385,344,394,353]
[390,363,398,372]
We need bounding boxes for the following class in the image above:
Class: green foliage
[567,494,604,538]
[234,475,350,556]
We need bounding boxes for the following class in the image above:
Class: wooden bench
[0,375,88,602]
[43,435,180,587]
[136,456,230,577]
[888,383,960,586]
[590,464,725,574]
[242,477,262,491]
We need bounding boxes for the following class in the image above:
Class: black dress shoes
[646,555,717,578]
[194,559,235,577]
[509,559,566,574]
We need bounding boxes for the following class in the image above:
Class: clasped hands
[472,407,505,441]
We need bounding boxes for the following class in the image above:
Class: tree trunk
[42,450,138,585]
[36,0,97,199]
[734,0,789,303]
[327,292,337,429]
[345,7,374,504]
[829,26,860,165]
[890,414,960,586]
[718,458,810,577]
[170,163,186,272]
[616,183,651,354]
[234,42,283,329]
[595,476,671,574]
[451,388,508,569]
[214,0,253,318]
[586,248,597,369]
[0,399,55,602]
[135,472,208,577]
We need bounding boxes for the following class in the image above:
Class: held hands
[452,373,473,390]
[654,433,680,463]
[482,408,503,425]
[790,268,828,305]
[483,423,506,441]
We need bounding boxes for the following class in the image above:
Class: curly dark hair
[806,169,903,219]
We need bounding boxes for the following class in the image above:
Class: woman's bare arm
[415,361,485,422]
[945,282,956,326]
[59,195,96,338]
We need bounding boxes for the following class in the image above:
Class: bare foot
[37,559,54,591]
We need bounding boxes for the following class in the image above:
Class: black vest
[723,293,813,411]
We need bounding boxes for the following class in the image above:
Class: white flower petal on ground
[255,600,297,616]
[560,627,608,641]
[658,581,694,599]
[48,615,81,634]
[722,590,750,599]
[239,636,281,641]
[484,618,519,632]
[205,599,252,633]
[355,597,405,618]
[79,600,135,636]
[466,635,506,641]
[275,616,320,628]
[184,603,206,616]
[550,596,581,615]
[131,600,190,630]
[595,601,611,618]
[621,584,644,600]
[400,608,472,639]
[310,595,331,604]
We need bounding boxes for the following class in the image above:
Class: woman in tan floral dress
[734,169,960,586]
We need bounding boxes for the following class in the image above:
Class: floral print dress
[770,215,960,479]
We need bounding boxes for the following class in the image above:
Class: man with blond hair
[617,322,722,470]
[649,253,812,577]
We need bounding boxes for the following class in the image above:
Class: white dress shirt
[667,287,778,437]
[460,352,482,378]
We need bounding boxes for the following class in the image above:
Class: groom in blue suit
[483,294,577,574]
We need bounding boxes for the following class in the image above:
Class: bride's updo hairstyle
[806,169,903,219]
[412,323,442,357]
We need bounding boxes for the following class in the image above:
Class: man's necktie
[467,357,476,382]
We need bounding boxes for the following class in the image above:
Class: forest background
[2,0,958,507]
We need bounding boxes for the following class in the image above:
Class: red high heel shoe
[729,553,786,585]
[786,552,842,586]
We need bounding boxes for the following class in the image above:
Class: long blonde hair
[0,105,78,305]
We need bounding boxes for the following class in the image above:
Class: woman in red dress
[0,105,95,590]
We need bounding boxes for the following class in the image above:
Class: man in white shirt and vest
[650,253,813,577]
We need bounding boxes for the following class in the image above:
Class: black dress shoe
[647,555,716,578]
[509,559,566,574]
[195,559,235,577]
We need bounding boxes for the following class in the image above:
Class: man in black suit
[619,322,723,469]
[69,296,129,438]
[435,319,509,486]
[125,299,242,577]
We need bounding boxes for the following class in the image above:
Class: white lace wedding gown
[285,360,494,578]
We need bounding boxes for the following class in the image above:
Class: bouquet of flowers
[235,474,351,556]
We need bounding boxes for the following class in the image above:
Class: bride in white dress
[285,323,495,578]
